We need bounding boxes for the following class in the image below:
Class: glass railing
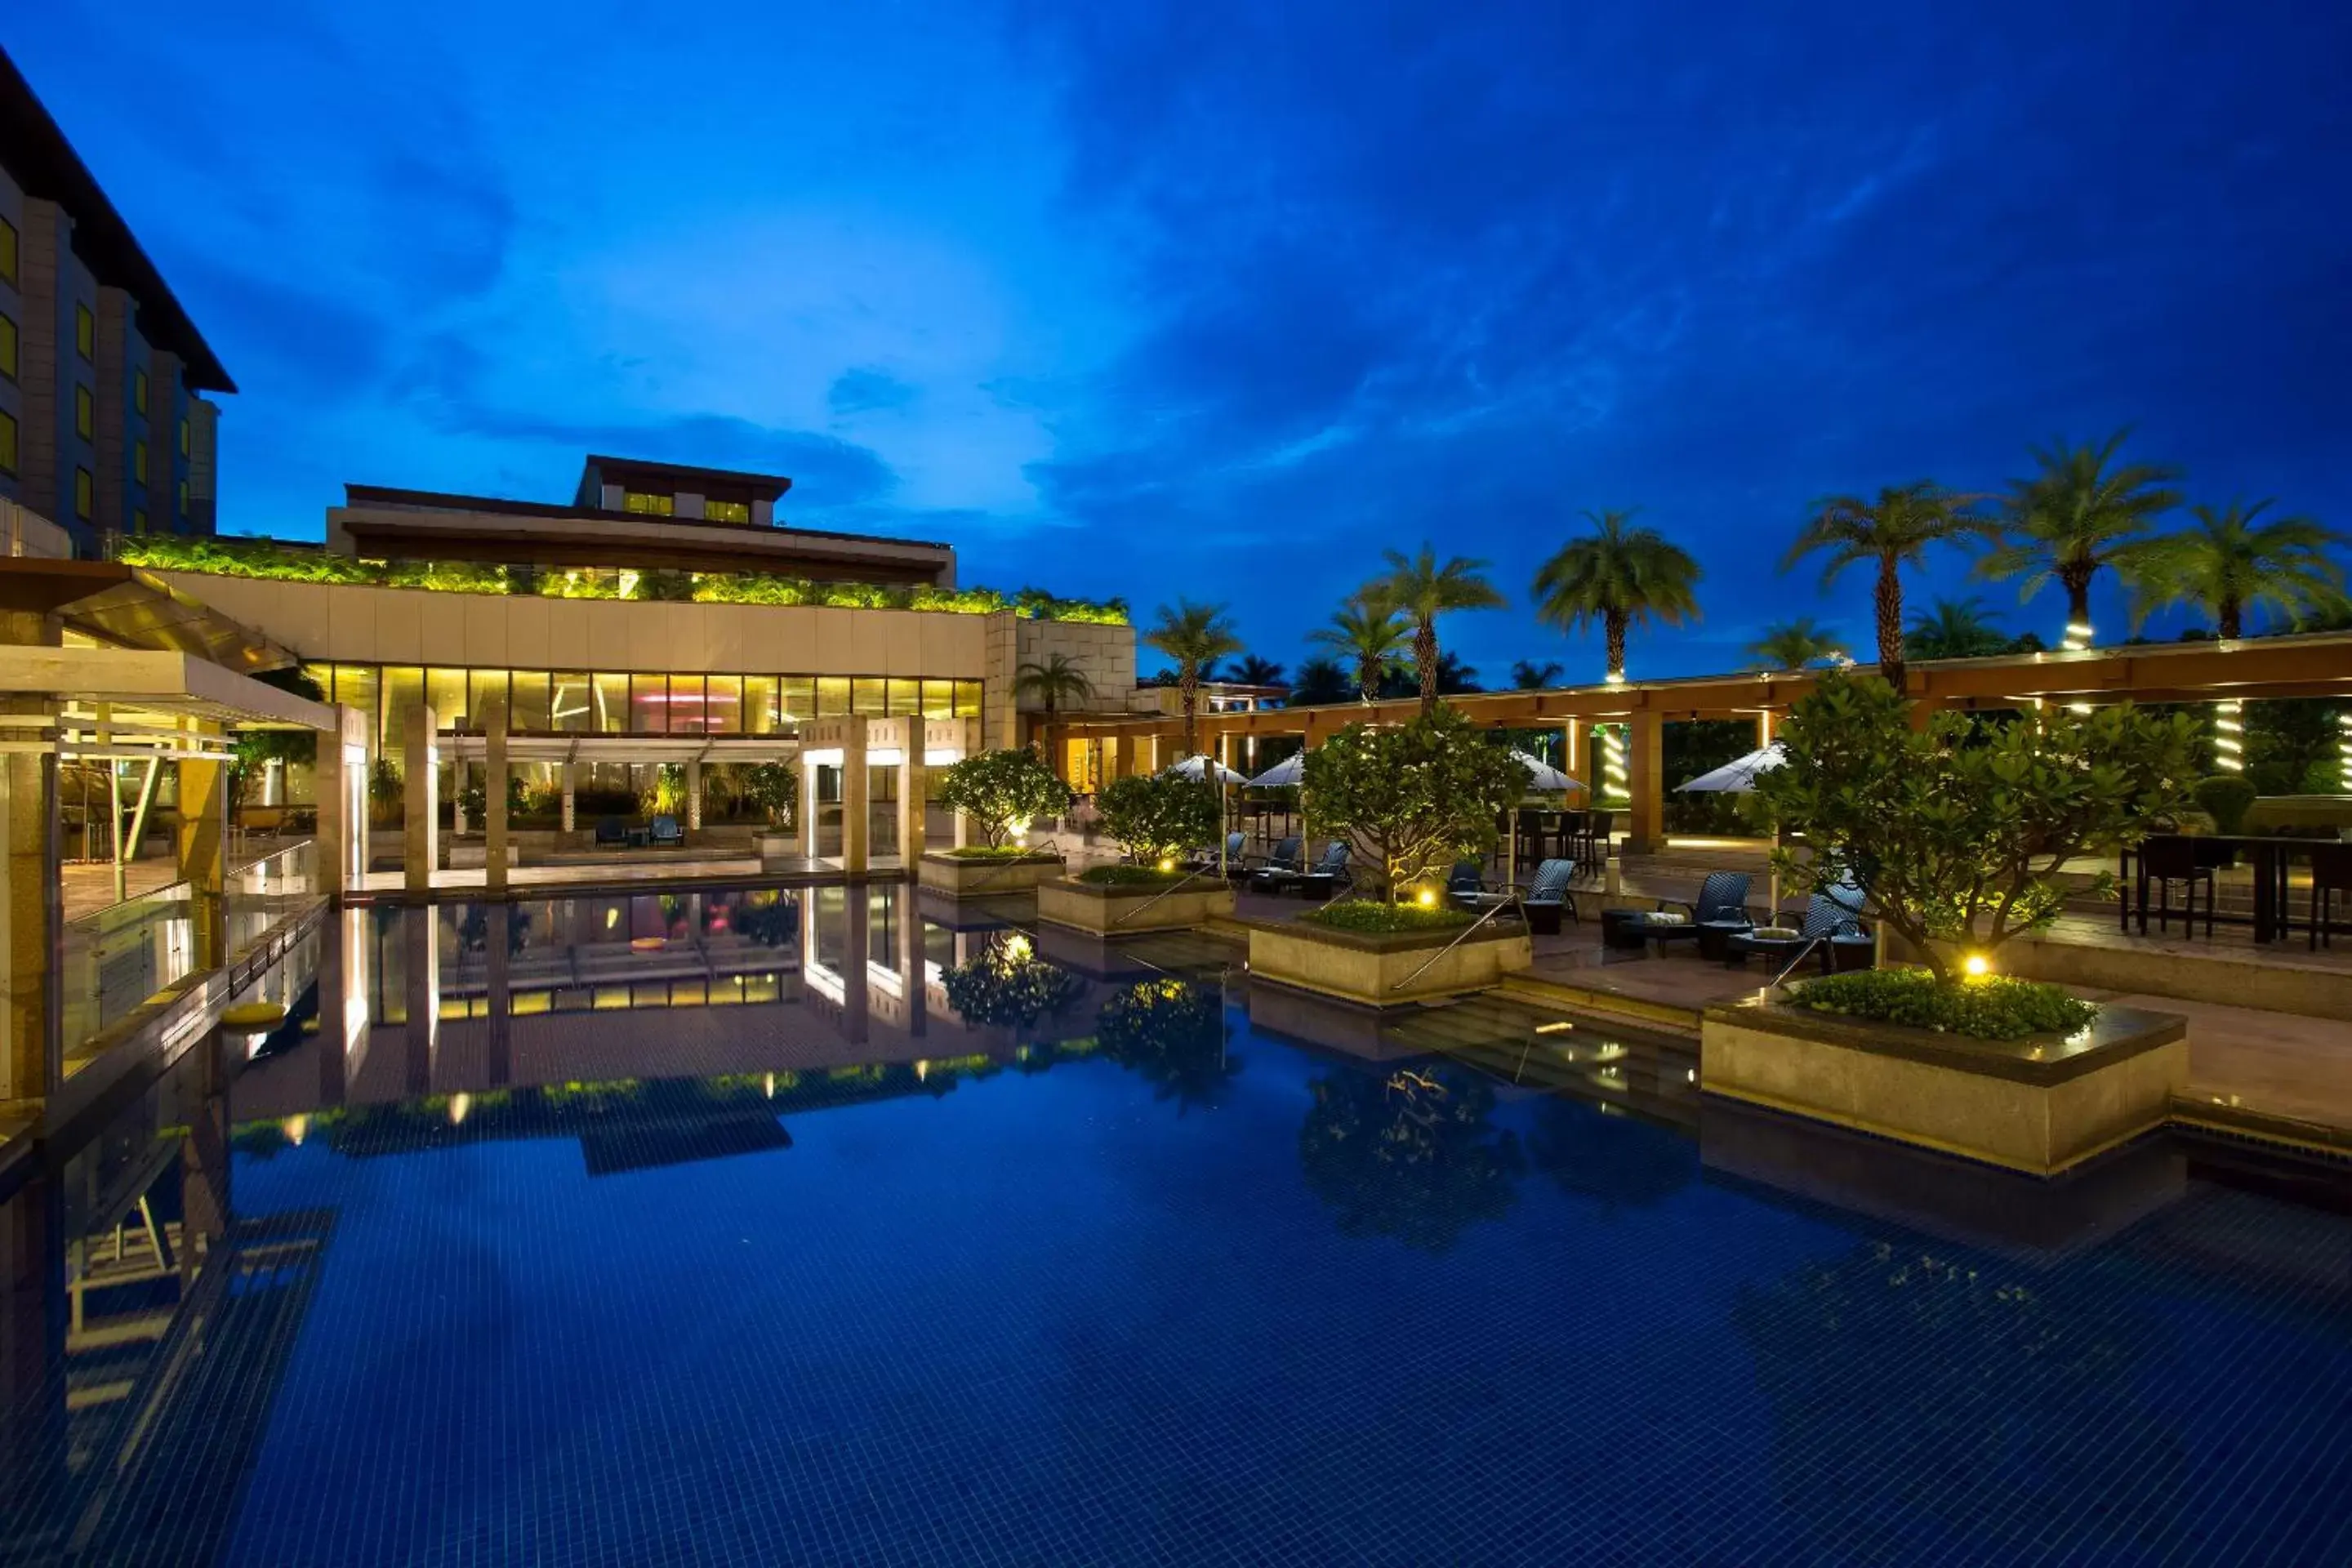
[59,841,323,1070]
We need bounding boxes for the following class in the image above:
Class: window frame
[75,304,95,362]
[74,467,94,520]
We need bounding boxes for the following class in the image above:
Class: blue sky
[14,0,2350,680]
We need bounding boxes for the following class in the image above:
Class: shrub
[741,761,797,826]
[933,750,1074,846]
[1300,704,1527,901]
[1788,966,2099,1040]
[1076,863,1187,886]
[942,844,1047,860]
[2191,773,2258,835]
[1301,899,1476,934]
[1755,670,2198,982]
[1095,773,1221,864]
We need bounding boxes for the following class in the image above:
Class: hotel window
[132,508,146,534]
[133,367,148,415]
[468,670,509,724]
[381,667,425,751]
[668,674,710,733]
[886,679,922,717]
[176,480,189,516]
[953,680,982,718]
[815,676,851,716]
[851,678,888,718]
[74,467,93,520]
[510,670,550,731]
[134,440,148,485]
[75,385,94,440]
[704,498,751,524]
[780,677,815,724]
[629,674,669,733]
[920,680,958,719]
[622,491,674,516]
[592,672,629,732]
[0,411,15,476]
[76,304,95,361]
[0,311,15,380]
[334,666,381,735]
[550,673,594,733]
[178,417,189,457]
[703,675,743,734]
[743,675,779,734]
[0,216,15,286]
[425,668,468,728]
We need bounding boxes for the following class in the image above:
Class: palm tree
[1143,599,1244,757]
[1747,617,1850,671]
[1308,595,1413,704]
[1979,430,2181,647]
[1013,654,1094,719]
[1227,654,1287,688]
[1531,509,1703,680]
[1509,658,1565,689]
[1288,657,1353,706]
[2123,500,2347,638]
[1783,482,1987,688]
[1904,597,2012,661]
[1366,546,1506,714]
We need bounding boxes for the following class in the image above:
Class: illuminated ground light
[2213,700,2244,773]
[1963,953,1992,978]
[2340,711,2352,791]
[1600,725,1628,803]
[2063,620,2093,652]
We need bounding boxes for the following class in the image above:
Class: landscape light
[2213,700,2244,772]
[1963,953,1992,978]
[1158,858,1176,873]
[1415,887,1438,908]
[2064,620,2093,652]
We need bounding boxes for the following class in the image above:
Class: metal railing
[1111,861,1220,926]
[1390,891,1525,993]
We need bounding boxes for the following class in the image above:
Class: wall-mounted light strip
[2063,620,2093,652]
[2212,700,2243,773]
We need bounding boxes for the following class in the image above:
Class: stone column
[449,753,467,837]
[1561,722,1583,782]
[404,704,439,899]
[177,756,228,971]
[484,700,509,894]
[401,905,435,1095]
[559,761,576,833]
[684,759,702,832]
[1624,710,1664,855]
[0,699,60,1105]
[1757,710,1778,747]
[840,717,870,875]
[1114,733,1137,785]
[900,746,927,863]
[484,904,512,1088]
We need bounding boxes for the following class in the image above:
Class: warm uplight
[1158,858,1176,873]
[1415,887,1438,908]
[1004,933,1033,961]
[630,936,666,951]
[448,1093,472,1127]
[1008,817,1033,838]
[1963,953,1992,978]
[1535,1020,1574,1034]
[283,1115,310,1147]
[2213,700,2245,773]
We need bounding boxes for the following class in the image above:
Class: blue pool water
[6,888,2350,1566]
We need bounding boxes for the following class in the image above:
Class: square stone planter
[1247,918,1533,1008]
[919,850,1065,897]
[1035,875,1236,935]
[1699,997,2189,1177]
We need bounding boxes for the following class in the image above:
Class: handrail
[1766,935,1829,990]
[1112,862,1218,926]
[963,841,1067,895]
[1390,893,1523,992]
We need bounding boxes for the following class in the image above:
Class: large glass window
[780,678,814,724]
[852,679,888,717]
[0,312,16,381]
[592,673,629,733]
[744,675,778,734]
[703,675,742,734]
[469,669,509,724]
[335,665,381,739]
[886,679,922,717]
[954,680,982,718]
[74,385,93,440]
[920,680,958,719]
[510,671,550,731]
[668,674,708,733]
[630,674,668,733]
[381,667,425,751]
[425,668,468,728]
[815,677,851,717]
[623,492,674,516]
[75,304,94,361]
[551,673,593,732]
[0,410,16,477]
[705,498,751,524]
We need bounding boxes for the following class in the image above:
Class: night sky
[13,1,2350,681]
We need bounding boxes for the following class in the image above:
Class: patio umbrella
[1509,751,1584,794]
[1165,753,1247,874]
[1246,753,1303,788]
[1676,743,1788,916]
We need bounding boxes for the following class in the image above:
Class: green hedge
[118,535,1129,624]
[1788,966,2098,1040]
[1300,900,1476,934]
[1076,864,1188,886]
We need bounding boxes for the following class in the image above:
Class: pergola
[1041,630,2352,851]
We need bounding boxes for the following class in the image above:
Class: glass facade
[306,662,983,751]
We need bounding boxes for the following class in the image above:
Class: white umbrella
[1675,743,1788,916]
[1509,751,1584,793]
[1246,753,1304,788]
[1164,754,1247,785]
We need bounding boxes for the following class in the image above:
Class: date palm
[1308,595,1411,705]
[1013,654,1094,718]
[1979,430,2181,646]
[1748,617,1850,671]
[1904,596,2011,661]
[2123,500,2346,638]
[1783,482,1988,689]
[1366,546,1506,714]
[1531,508,1703,680]
[1509,658,1565,689]
[1143,599,1244,757]
[1227,654,1287,688]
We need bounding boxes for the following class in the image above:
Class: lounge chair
[1521,859,1580,933]
[593,817,629,849]
[1254,840,1351,897]
[1728,884,1872,973]
[1610,869,1750,950]
[1186,832,1247,873]
[1446,858,1514,913]
[1242,836,1303,882]
[648,814,684,848]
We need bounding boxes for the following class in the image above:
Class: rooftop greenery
[118,532,1129,624]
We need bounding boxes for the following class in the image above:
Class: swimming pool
[5,885,2349,1566]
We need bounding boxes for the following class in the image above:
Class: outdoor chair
[1186,831,1247,874]
[648,814,684,849]
[1241,836,1303,883]
[1256,840,1351,897]
[2137,835,2215,937]
[1580,810,1615,863]
[1662,871,1753,931]
[2309,843,2352,951]
[1522,859,1580,933]
[1727,885,1870,972]
[1447,858,1516,913]
[593,817,629,849]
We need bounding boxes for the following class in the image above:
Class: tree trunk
[1416,617,1438,715]
[1358,655,1377,704]
[2218,598,2242,639]
[1874,555,1905,690]
[1179,676,1198,757]
[2063,570,2093,644]
[1605,612,1627,680]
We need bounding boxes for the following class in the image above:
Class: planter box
[1699,997,2189,1178]
[446,842,520,869]
[755,831,800,870]
[1035,875,1236,935]
[919,850,1065,897]
[1247,918,1533,1008]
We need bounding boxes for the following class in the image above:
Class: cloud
[828,367,920,417]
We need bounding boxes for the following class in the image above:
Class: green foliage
[1143,599,1245,752]
[1905,596,2019,660]
[1300,704,1528,900]
[1789,966,2100,1040]
[2191,773,2258,834]
[1289,657,1353,706]
[1980,430,2182,625]
[1748,617,1849,671]
[1297,1065,1524,1254]
[939,935,1081,1031]
[1014,653,1094,715]
[1076,862,1188,885]
[641,764,687,817]
[1300,899,1475,933]
[1308,594,1413,703]
[941,844,1048,860]
[1095,772,1221,862]
[1532,507,1703,677]
[1094,977,1237,1113]
[2123,499,2346,638]
[1753,670,2199,980]
[120,532,380,583]
[933,749,1075,846]
[741,760,797,826]
[1366,546,1507,711]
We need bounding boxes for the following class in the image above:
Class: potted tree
[921,750,1076,895]
[745,761,800,867]
[1247,706,1534,1005]
[1037,772,1232,935]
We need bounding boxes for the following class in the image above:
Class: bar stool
[2310,843,2352,951]
[1557,809,1587,864]
[2139,835,2216,937]
[1584,809,1615,866]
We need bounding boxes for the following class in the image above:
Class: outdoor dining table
[2120,835,2313,944]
